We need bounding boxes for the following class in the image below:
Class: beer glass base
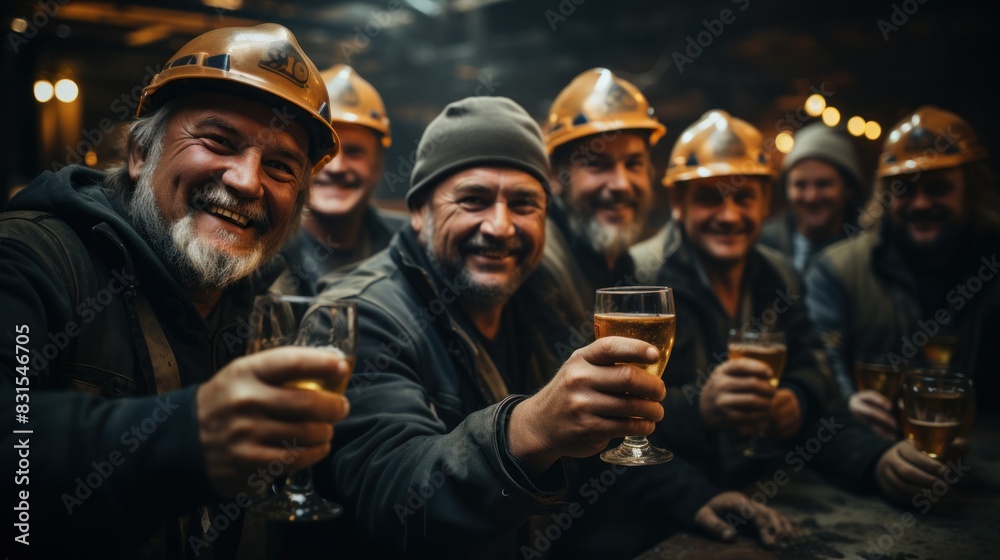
[600,437,674,466]
[251,492,344,523]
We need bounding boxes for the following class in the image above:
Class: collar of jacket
[389,226,512,404]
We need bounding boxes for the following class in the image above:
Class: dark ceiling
[2,0,996,208]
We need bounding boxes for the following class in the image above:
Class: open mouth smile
[206,204,253,228]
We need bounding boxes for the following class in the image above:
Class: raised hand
[508,336,666,475]
[196,347,351,497]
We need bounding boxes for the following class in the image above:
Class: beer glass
[594,286,676,466]
[854,354,904,401]
[901,369,973,460]
[246,294,357,521]
[921,327,959,368]
[728,329,787,458]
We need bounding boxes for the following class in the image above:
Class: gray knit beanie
[405,96,551,209]
[780,122,864,191]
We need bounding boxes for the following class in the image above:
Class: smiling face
[786,158,850,240]
[888,166,968,248]
[127,93,310,288]
[673,176,770,269]
[308,122,383,219]
[411,166,546,307]
[556,132,652,258]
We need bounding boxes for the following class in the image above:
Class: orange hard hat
[877,105,988,178]
[322,64,392,149]
[543,68,665,154]
[663,109,774,187]
[138,23,338,174]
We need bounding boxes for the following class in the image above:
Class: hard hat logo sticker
[600,82,638,114]
[259,41,310,88]
[334,82,360,107]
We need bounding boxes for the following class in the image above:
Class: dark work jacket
[759,211,849,274]
[274,205,406,296]
[631,222,891,493]
[805,220,1000,410]
[314,227,723,560]
[314,226,568,559]
[1,166,262,559]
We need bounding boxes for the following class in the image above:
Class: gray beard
[567,212,641,264]
[126,161,267,290]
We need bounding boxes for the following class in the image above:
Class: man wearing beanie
[312,96,672,558]
[760,122,865,272]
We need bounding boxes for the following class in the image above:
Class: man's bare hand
[509,336,666,475]
[196,347,351,497]
[694,491,803,548]
[849,390,898,439]
[699,358,775,435]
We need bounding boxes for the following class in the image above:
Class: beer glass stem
[623,435,650,449]
[284,468,316,496]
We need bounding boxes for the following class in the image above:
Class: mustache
[461,232,524,253]
[901,207,949,222]
[191,184,270,230]
[593,189,638,208]
[703,221,754,235]
[313,170,362,189]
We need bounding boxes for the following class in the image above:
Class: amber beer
[593,313,676,377]
[907,419,961,458]
[282,347,354,394]
[729,342,788,386]
[854,361,903,399]
[904,380,970,459]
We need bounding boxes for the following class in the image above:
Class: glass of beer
[901,369,973,460]
[921,328,959,368]
[246,294,358,521]
[594,286,676,466]
[728,329,787,458]
[854,354,904,401]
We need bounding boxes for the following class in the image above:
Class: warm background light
[54,79,79,103]
[805,94,826,117]
[85,151,99,167]
[821,106,841,127]
[34,80,54,103]
[865,121,882,140]
[11,18,28,33]
[847,116,866,136]
[775,131,794,153]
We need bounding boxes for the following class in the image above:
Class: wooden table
[635,411,1000,560]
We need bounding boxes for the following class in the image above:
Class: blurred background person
[806,105,1000,434]
[275,64,405,296]
[631,109,941,512]
[760,121,865,273]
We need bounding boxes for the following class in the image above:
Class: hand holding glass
[593,286,676,466]
[246,294,357,522]
[728,329,787,458]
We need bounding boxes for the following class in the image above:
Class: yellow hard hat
[543,67,666,154]
[322,64,391,149]
[663,109,774,187]
[876,105,988,178]
[138,23,338,174]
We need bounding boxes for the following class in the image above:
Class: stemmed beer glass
[594,286,676,466]
[245,294,357,521]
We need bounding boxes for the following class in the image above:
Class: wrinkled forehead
[170,92,310,155]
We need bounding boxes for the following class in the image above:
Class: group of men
[3,22,997,560]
